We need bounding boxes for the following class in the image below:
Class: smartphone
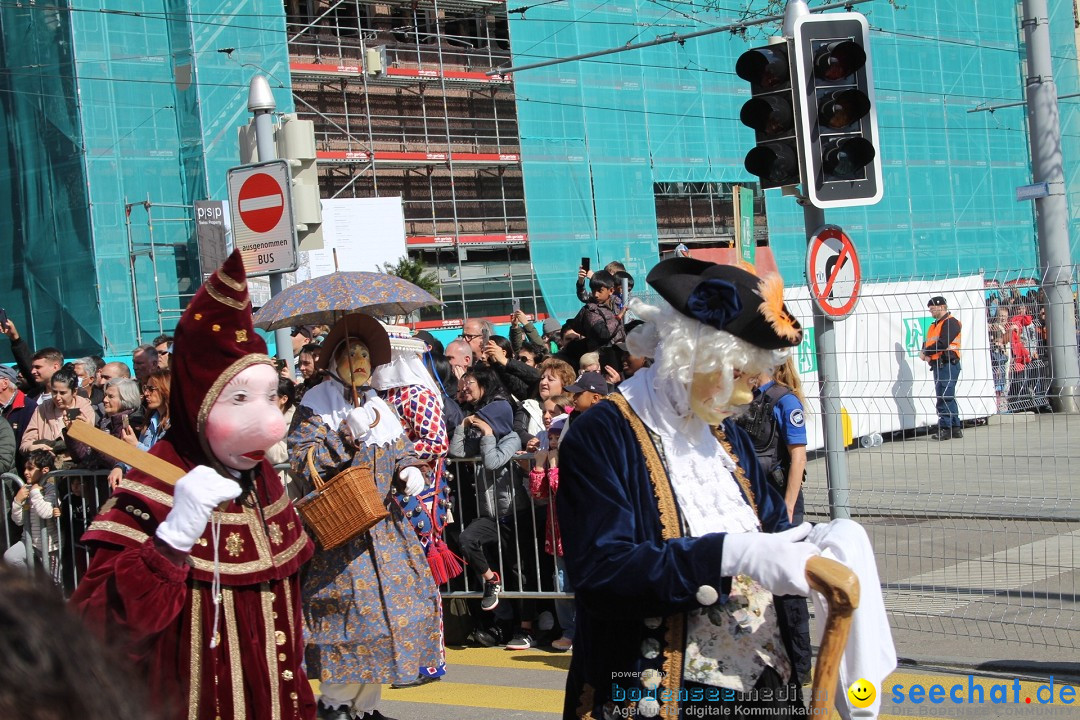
[481,327,491,347]
[581,257,590,272]
[0,307,7,327]
[66,408,81,422]
[511,297,521,314]
[121,415,130,430]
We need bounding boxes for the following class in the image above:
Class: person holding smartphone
[460,317,494,362]
[19,364,96,465]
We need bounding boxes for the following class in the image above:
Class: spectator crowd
[0,260,656,656]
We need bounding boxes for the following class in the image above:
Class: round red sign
[237,172,284,233]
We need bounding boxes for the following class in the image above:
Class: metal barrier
[792,267,1080,662]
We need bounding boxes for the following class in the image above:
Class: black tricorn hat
[645,258,803,350]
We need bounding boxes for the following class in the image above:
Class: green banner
[736,185,755,265]
[903,316,934,358]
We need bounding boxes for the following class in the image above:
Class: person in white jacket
[4,448,59,576]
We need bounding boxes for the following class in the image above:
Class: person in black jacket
[482,335,540,401]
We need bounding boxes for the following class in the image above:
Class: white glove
[156,466,242,552]
[720,522,821,597]
[399,466,426,496]
[345,405,377,440]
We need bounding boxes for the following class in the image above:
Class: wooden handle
[806,555,860,716]
[66,420,185,485]
[305,446,325,490]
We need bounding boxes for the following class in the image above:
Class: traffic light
[736,41,801,189]
[275,114,324,251]
[792,12,882,208]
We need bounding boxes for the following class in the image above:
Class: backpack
[735,384,795,491]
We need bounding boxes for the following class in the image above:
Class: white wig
[626,296,791,417]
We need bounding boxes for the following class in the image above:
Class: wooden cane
[66,420,185,484]
[806,555,861,716]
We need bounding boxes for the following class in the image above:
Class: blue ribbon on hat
[685,279,742,329]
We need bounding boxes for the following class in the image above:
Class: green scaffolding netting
[509,0,1080,324]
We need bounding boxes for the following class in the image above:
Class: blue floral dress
[289,401,442,685]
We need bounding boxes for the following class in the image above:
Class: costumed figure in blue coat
[558,258,876,719]
[289,314,441,720]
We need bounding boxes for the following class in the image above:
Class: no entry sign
[806,224,861,319]
[226,160,298,277]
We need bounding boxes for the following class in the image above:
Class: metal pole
[249,76,295,375]
[803,201,850,519]
[1022,0,1080,412]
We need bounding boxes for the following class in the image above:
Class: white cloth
[370,348,443,408]
[300,380,405,448]
[319,682,380,715]
[807,519,897,720]
[620,365,759,536]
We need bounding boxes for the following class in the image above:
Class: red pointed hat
[168,249,275,466]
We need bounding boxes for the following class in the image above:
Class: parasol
[253,271,441,331]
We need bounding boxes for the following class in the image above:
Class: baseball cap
[565,371,607,394]
[542,318,561,336]
[927,296,948,307]
[0,365,17,383]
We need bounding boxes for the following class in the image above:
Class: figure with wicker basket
[289,314,441,720]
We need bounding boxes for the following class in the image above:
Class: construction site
[285,0,535,324]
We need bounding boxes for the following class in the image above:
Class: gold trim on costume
[250,507,275,559]
[189,531,309,576]
[262,586,281,720]
[222,588,246,719]
[607,394,681,538]
[86,520,150,545]
[606,393,686,719]
[205,282,252,311]
[712,429,758,517]
[216,269,247,293]
[188,586,203,720]
[283,581,296,646]
[118,479,174,508]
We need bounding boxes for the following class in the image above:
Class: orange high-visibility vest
[924,314,961,361]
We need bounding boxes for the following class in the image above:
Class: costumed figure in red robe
[71,250,317,720]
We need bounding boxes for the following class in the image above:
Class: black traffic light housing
[736,42,801,189]
[792,13,882,208]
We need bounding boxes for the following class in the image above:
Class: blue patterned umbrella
[252,272,441,330]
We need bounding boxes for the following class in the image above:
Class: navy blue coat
[556,395,797,719]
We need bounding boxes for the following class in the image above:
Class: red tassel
[426,538,464,585]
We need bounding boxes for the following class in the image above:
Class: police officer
[920,296,963,440]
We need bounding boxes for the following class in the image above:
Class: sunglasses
[460,333,483,342]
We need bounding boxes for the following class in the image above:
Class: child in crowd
[4,449,59,579]
[566,371,608,416]
[578,352,601,374]
[528,392,575,652]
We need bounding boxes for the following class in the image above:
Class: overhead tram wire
[486,0,874,76]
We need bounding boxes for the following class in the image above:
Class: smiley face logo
[847,678,876,708]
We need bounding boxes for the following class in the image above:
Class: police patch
[789,409,805,428]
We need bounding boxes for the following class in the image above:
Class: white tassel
[208,513,223,649]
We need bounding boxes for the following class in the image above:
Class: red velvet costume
[70,251,316,720]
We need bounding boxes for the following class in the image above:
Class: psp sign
[226,160,298,277]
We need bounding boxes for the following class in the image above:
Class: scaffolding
[285,0,539,322]
[124,198,199,346]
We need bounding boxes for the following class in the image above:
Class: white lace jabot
[619,366,759,537]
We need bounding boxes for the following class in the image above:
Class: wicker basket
[295,448,389,550]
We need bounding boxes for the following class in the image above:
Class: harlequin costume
[288,313,442,719]
[71,250,316,720]
[371,328,460,684]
